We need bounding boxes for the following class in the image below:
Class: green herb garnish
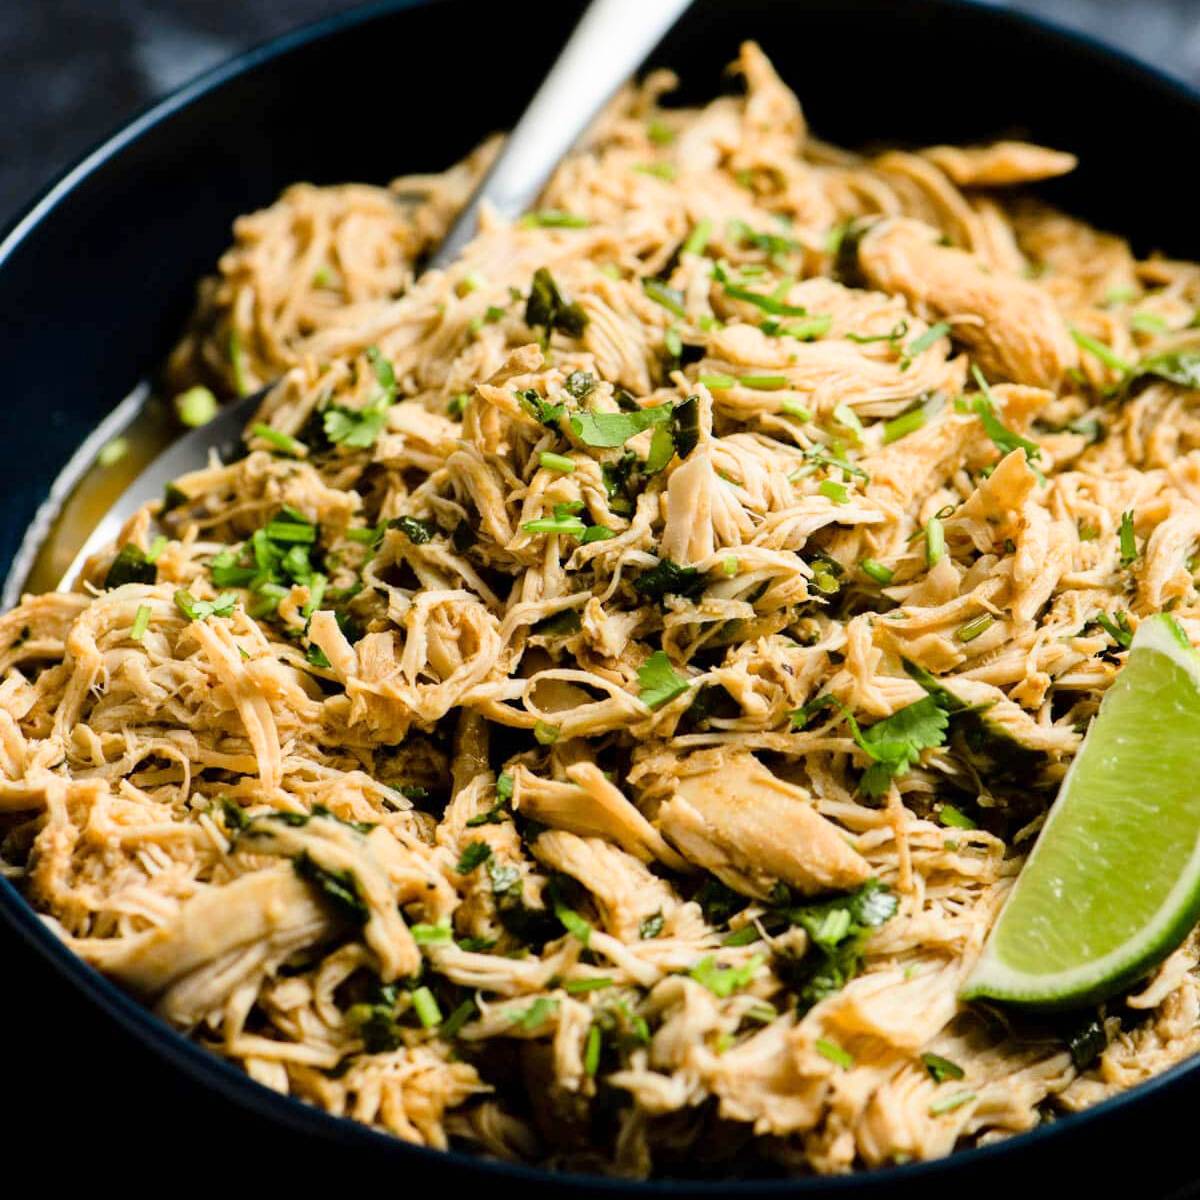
[105,543,157,589]
[456,841,493,874]
[845,697,949,799]
[174,589,238,621]
[637,650,690,710]
[922,1052,965,1082]
[689,953,764,997]
[633,558,705,602]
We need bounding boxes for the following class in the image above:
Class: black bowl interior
[2,0,1199,1193]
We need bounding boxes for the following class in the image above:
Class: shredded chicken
[5,41,1200,1179]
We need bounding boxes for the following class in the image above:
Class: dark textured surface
[5,0,1200,227]
[3,1,1200,1194]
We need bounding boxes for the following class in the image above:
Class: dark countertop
[4,1,1200,1193]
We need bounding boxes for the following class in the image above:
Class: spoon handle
[429,0,691,269]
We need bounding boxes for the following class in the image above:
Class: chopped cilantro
[633,558,705,602]
[456,841,492,874]
[938,804,977,830]
[639,913,664,939]
[772,880,897,1009]
[563,370,596,399]
[689,953,764,997]
[845,697,949,799]
[174,589,238,621]
[570,403,671,448]
[637,650,690,710]
[526,268,588,339]
[1132,349,1200,389]
[509,996,559,1031]
[789,693,838,730]
[1065,1014,1108,1070]
[105,543,157,589]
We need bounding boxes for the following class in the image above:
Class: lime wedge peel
[963,613,1200,1009]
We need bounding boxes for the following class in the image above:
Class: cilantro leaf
[366,346,396,396]
[639,912,664,939]
[671,394,700,460]
[105,543,157,589]
[509,996,559,1031]
[633,558,706,602]
[324,399,389,448]
[570,404,671,448]
[846,696,949,799]
[772,879,897,1009]
[174,589,238,621]
[789,693,837,730]
[637,650,690,710]
[390,516,438,544]
[563,370,596,399]
[1131,349,1200,390]
[456,841,492,874]
[689,953,764,997]
[518,389,566,428]
[323,346,396,448]
[526,268,588,339]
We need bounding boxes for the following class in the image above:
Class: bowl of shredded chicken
[3,40,1198,1180]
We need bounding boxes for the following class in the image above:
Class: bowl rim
[3,0,1200,1189]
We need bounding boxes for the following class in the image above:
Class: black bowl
[1,1,1197,1193]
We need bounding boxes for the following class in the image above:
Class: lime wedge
[963,613,1200,1008]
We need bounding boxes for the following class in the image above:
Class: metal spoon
[50,0,690,592]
